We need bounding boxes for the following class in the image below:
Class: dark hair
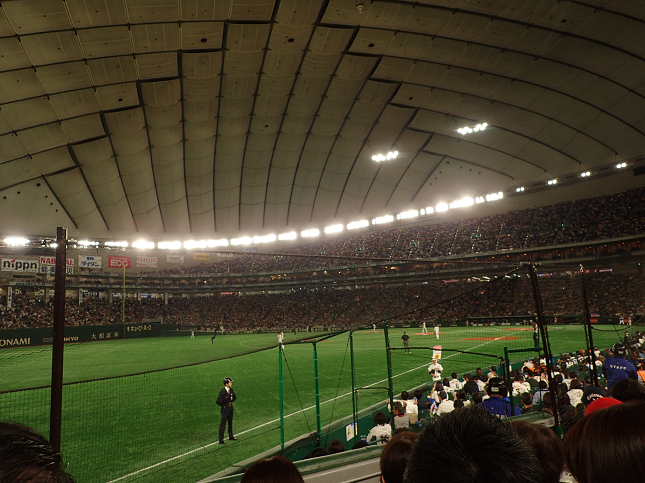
[490,366,497,372]
[434,383,443,392]
[0,422,74,483]
[564,401,645,483]
[380,431,417,483]
[471,392,483,404]
[304,447,328,459]
[451,372,458,379]
[609,379,645,402]
[393,401,404,414]
[374,412,387,426]
[400,391,409,401]
[413,390,423,400]
[512,421,564,483]
[570,379,582,390]
[404,407,540,483]
[538,381,547,390]
[454,400,464,409]
[242,455,304,483]
[327,439,344,454]
[455,390,466,401]
[521,392,533,406]
[351,441,368,450]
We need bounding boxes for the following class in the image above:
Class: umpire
[216,377,237,444]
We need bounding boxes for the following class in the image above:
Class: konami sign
[108,256,131,268]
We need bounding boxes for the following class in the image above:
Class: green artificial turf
[0,325,625,483]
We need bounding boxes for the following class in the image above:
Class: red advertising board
[108,256,131,268]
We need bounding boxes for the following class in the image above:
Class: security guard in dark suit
[216,377,237,444]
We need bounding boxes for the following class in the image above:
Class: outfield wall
[0,323,181,348]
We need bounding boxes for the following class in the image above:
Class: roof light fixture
[253,234,276,244]
[324,224,343,234]
[347,220,369,230]
[132,240,154,249]
[207,239,229,247]
[231,237,252,246]
[4,237,29,246]
[158,241,181,250]
[105,241,128,247]
[457,122,487,135]
[436,202,449,212]
[581,171,591,177]
[372,215,394,225]
[372,151,398,162]
[301,229,319,238]
[485,192,503,202]
[548,179,557,185]
[278,232,297,241]
[450,197,474,209]
[616,162,627,169]
[516,187,524,192]
[397,210,419,220]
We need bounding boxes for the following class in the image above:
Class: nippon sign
[108,256,131,268]
[40,257,75,266]
[1,259,39,272]
[166,255,184,264]
[79,256,102,268]
[137,256,157,268]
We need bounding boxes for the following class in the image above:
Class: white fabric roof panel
[0,0,644,239]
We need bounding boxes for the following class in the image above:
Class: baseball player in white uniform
[434,324,440,339]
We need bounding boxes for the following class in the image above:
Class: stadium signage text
[40,257,75,266]
[79,256,102,268]
[0,337,30,347]
[193,253,210,261]
[108,256,131,268]
[137,256,157,268]
[166,255,184,264]
[1,259,39,272]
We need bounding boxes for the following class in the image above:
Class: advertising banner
[192,253,210,261]
[78,256,102,268]
[7,286,11,308]
[1,259,39,272]
[40,257,75,266]
[166,255,184,264]
[215,252,233,258]
[136,256,157,268]
[432,345,442,361]
[240,247,257,253]
[108,256,131,268]
[39,265,74,275]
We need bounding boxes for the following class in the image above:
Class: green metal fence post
[279,343,285,455]
[313,342,322,445]
[349,331,358,446]
[383,320,395,433]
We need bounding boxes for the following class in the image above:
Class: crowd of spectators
[1,273,643,329]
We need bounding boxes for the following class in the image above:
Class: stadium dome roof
[0,0,644,240]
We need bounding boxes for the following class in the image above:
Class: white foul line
[106,335,506,482]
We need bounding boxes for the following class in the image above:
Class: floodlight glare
[458,122,487,135]
[158,241,181,250]
[475,196,485,204]
[548,179,557,185]
[581,171,591,177]
[278,232,297,241]
[324,224,343,234]
[347,220,369,230]
[105,241,128,247]
[397,210,419,220]
[4,237,29,246]
[301,229,319,238]
[231,237,252,245]
[516,187,525,192]
[207,239,229,247]
[426,207,434,214]
[372,215,394,225]
[372,151,399,162]
[436,202,449,212]
[450,197,474,209]
[485,192,503,202]
[253,234,276,244]
[132,240,154,249]
[78,240,99,247]
[184,240,206,249]
[616,162,627,168]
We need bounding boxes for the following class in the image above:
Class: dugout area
[0,263,634,482]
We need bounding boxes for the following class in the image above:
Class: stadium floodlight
[475,196,485,204]
[372,151,398,162]
[184,240,206,249]
[278,232,297,241]
[132,240,154,249]
[347,220,369,230]
[516,187,524,192]
[324,224,343,234]
[207,239,229,247]
[4,237,29,246]
[581,171,591,177]
[457,122,487,135]
[301,229,319,238]
[78,240,99,247]
[253,234,276,244]
[450,197,474,209]
[396,210,419,220]
[158,241,181,250]
[372,215,394,225]
[616,162,627,168]
[436,202,449,212]
[485,192,503,202]
[547,179,557,185]
[49,243,58,248]
[231,237,252,245]
[105,241,128,247]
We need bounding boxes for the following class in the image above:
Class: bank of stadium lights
[158,241,181,250]
[253,234,276,244]
[347,220,369,230]
[372,151,398,162]
[183,239,229,249]
[516,187,525,192]
[581,171,591,177]
[105,241,128,247]
[420,207,434,215]
[396,210,419,220]
[436,202,449,212]
[457,123,487,135]
[485,192,503,202]
[450,197,474,209]
[372,215,394,225]
[548,179,557,185]
[616,162,627,169]
[132,240,154,249]
[325,224,343,234]
[301,229,319,238]
[278,232,297,241]
[4,237,29,246]
[231,237,252,246]
[78,240,99,247]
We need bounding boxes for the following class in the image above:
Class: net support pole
[349,331,358,446]
[503,346,515,416]
[312,342,322,445]
[528,263,560,429]
[279,344,285,455]
[50,227,67,453]
[383,319,395,434]
[579,269,599,386]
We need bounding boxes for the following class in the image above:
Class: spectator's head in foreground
[512,421,564,483]
[609,378,645,402]
[327,439,344,454]
[380,431,417,483]
[564,401,645,483]
[0,422,74,483]
[403,406,540,483]
[241,455,304,483]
